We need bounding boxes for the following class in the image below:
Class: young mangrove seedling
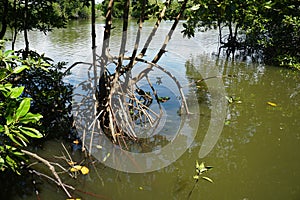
[188,161,213,199]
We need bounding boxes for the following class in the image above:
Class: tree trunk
[0,0,8,39]
[91,0,96,50]
[23,0,29,58]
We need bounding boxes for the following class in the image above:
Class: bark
[139,0,171,58]
[21,149,74,198]
[23,0,29,58]
[0,0,8,39]
[91,0,96,50]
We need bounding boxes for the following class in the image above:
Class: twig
[21,149,73,198]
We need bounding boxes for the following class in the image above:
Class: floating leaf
[267,102,277,107]
[66,198,81,200]
[70,165,82,172]
[225,96,233,103]
[103,153,110,162]
[80,166,89,175]
[67,161,77,166]
[73,139,80,144]
[139,186,144,190]
[224,120,231,125]
[193,175,199,180]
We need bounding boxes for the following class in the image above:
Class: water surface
[9,19,300,200]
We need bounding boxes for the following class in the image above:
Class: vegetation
[0,0,299,198]
[188,161,213,199]
[0,46,43,174]
[96,0,300,69]
[72,0,191,148]
[0,0,92,52]
[99,0,161,18]
[182,0,300,69]
[0,42,73,174]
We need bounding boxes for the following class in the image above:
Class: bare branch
[21,149,73,198]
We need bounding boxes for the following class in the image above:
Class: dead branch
[21,149,74,198]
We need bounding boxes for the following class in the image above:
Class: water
[9,19,300,199]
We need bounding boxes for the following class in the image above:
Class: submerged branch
[21,149,74,198]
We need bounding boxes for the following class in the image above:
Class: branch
[127,0,146,69]
[21,149,73,198]
[130,0,189,87]
[138,0,171,58]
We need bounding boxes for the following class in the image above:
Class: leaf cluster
[0,42,73,174]
[193,161,213,183]
[0,46,43,174]
[100,0,163,19]
[13,50,73,139]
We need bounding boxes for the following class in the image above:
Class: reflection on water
[9,19,300,199]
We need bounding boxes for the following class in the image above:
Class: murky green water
[9,19,300,200]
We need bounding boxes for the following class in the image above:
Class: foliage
[6,0,66,34]
[243,0,300,68]
[182,0,300,69]
[188,161,213,199]
[0,45,43,174]
[99,0,163,19]
[0,0,92,53]
[13,50,73,139]
[0,41,73,174]
[131,0,161,19]
[193,161,213,183]
[54,0,91,19]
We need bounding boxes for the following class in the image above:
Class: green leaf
[14,131,29,145]
[3,50,14,57]
[13,65,29,74]
[196,160,200,169]
[10,86,24,99]
[7,133,23,147]
[6,115,15,125]
[205,166,213,170]
[202,176,214,183]
[4,125,10,135]
[5,155,20,175]
[19,112,43,124]
[18,126,43,138]
[199,162,205,170]
[190,4,200,11]
[0,68,9,80]
[0,125,4,132]
[16,98,31,119]
[0,83,12,97]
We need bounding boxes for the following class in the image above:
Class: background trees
[0,0,91,54]
[182,0,300,69]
